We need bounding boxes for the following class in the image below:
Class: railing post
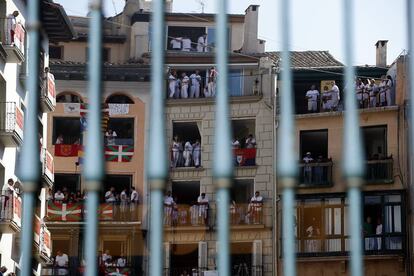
[277,0,298,275]
[342,0,365,276]
[18,0,41,275]
[84,1,104,275]
[148,0,167,275]
[213,0,233,275]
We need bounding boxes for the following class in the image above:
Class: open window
[232,119,256,166]
[230,243,253,275]
[103,175,132,200]
[171,181,200,206]
[106,94,134,104]
[106,118,134,145]
[56,92,83,103]
[54,174,80,194]
[170,243,198,275]
[171,122,201,168]
[230,179,255,225]
[167,26,206,51]
[53,117,81,145]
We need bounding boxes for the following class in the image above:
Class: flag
[99,203,114,220]
[55,144,81,157]
[105,145,134,162]
[77,147,84,165]
[46,201,82,221]
[234,148,256,166]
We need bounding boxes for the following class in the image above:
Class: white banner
[63,103,80,114]
[109,104,129,116]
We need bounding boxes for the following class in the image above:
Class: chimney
[375,40,388,67]
[242,5,260,53]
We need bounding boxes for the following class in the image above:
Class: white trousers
[181,84,188,98]
[190,84,200,98]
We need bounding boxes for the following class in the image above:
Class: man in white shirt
[181,73,189,98]
[368,79,379,108]
[385,75,394,106]
[168,71,177,99]
[192,140,201,168]
[248,191,263,224]
[171,136,180,168]
[163,191,174,225]
[303,152,314,184]
[55,250,69,275]
[183,141,193,167]
[189,70,202,98]
[197,193,209,225]
[245,134,256,149]
[120,188,128,220]
[105,187,116,203]
[197,34,207,52]
[5,11,19,45]
[102,249,112,263]
[355,79,365,108]
[329,81,340,110]
[54,190,65,202]
[305,85,320,112]
[170,37,182,50]
[130,187,139,204]
[181,37,192,51]
[116,255,126,267]
[105,129,117,145]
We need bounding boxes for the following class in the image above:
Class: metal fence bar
[19,0,41,275]
[278,0,297,275]
[213,0,232,275]
[84,1,104,275]
[148,0,167,275]
[342,0,365,276]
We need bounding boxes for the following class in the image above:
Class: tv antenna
[195,0,205,13]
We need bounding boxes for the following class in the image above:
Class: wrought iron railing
[298,161,333,187]
[365,158,394,183]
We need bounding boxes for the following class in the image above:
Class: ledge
[296,253,404,262]
[0,43,7,62]
[166,95,263,106]
[164,225,209,232]
[3,44,24,63]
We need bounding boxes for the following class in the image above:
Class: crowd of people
[171,136,201,168]
[305,76,394,113]
[169,34,209,52]
[163,191,264,226]
[168,67,218,99]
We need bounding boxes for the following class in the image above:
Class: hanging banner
[63,103,80,114]
[108,104,130,116]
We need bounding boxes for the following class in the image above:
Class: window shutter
[252,240,263,276]
[198,241,208,271]
[164,242,170,275]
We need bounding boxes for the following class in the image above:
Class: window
[170,243,198,275]
[170,181,201,226]
[229,179,256,225]
[106,118,134,145]
[106,94,134,104]
[56,92,83,103]
[53,117,81,145]
[228,69,243,96]
[231,243,253,275]
[54,174,80,194]
[167,26,205,51]
[299,130,332,186]
[171,181,200,206]
[49,45,63,59]
[171,122,201,168]
[103,175,132,201]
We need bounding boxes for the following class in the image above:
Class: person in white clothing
[55,134,64,145]
[197,193,209,225]
[385,75,394,106]
[183,141,193,167]
[168,71,178,98]
[355,78,365,108]
[116,255,126,267]
[303,152,314,184]
[189,70,202,98]
[192,140,201,168]
[368,79,379,108]
[181,37,192,51]
[130,186,139,219]
[305,85,320,112]
[245,134,256,148]
[329,81,340,110]
[208,67,218,97]
[170,37,182,50]
[54,190,65,202]
[248,191,263,224]
[120,188,128,220]
[171,136,180,168]
[163,191,174,226]
[375,217,383,250]
[105,187,116,203]
[55,250,69,275]
[5,11,19,45]
[378,75,387,106]
[197,34,207,52]
[181,73,189,98]
[102,250,112,263]
[105,129,117,145]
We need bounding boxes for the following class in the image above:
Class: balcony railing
[2,21,25,62]
[365,158,394,183]
[45,200,141,222]
[163,203,209,227]
[0,192,22,229]
[298,161,333,187]
[230,203,263,225]
[41,148,54,187]
[41,264,134,276]
[0,102,24,146]
[40,72,57,112]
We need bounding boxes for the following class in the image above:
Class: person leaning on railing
[54,250,69,275]
[197,193,209,225]
[247,191,263,224]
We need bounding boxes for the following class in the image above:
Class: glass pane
[393,205,402,232]
[385,195,401,203]
[325,239,341,252]
[326,198,341,205]
[334,208,342,235]
[228,70,243,96]
[364,195,381,204]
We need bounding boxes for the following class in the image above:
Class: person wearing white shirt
[181,37,192,51]
[378,76,387,106]
[197,34,207,52]
[189,70,202,98]
[120,188,128,220]
[208,67,218,97]
[232,138,240,149]
[248,191,263,224]
[55,134,64,145]
[163,191,174,225]
[171,136,180,168]
[375,217,383,250]
[385,75,394,106]
[102,250,112,263]
[245,134,256,149]
[168,71,177,98]
[329,81,340,110]
[54,190,65,202]
[105,187,116,203]
[303,152,314,184]
[116,255,126,267]
[170,37,182,50]
[105,129,117,145]
[305,85,320,112]
[183,141,193,167]
[368,79,379,108]
[5,11,19,45]
[55,250,69,275]
[192,140,201,168]
[197,193,209,225]
[181,73,189,98]
[130,187,139,204]
[355,79,365,108]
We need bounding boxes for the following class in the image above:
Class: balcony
[0,102,24,147]
[0,192,22,233]
[0,43,7,62]
[3,23,25,63]
[42,264,134,276]
[40,72,57,112]
[365,158,394,184]
[298,161,333,187]
[163,203,209,229]
[41,148,55,188]
[45,200,141,223]
[230,203,263,226]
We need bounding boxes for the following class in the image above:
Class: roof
[265,51,343,69]
[41,0,76,41]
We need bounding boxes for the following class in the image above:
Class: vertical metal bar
[342,0,364,276]
[277,0,297,275]
[213,0,232,275]
[19,0,41,275]
[84,1,104,275]
[148,0,167,275]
